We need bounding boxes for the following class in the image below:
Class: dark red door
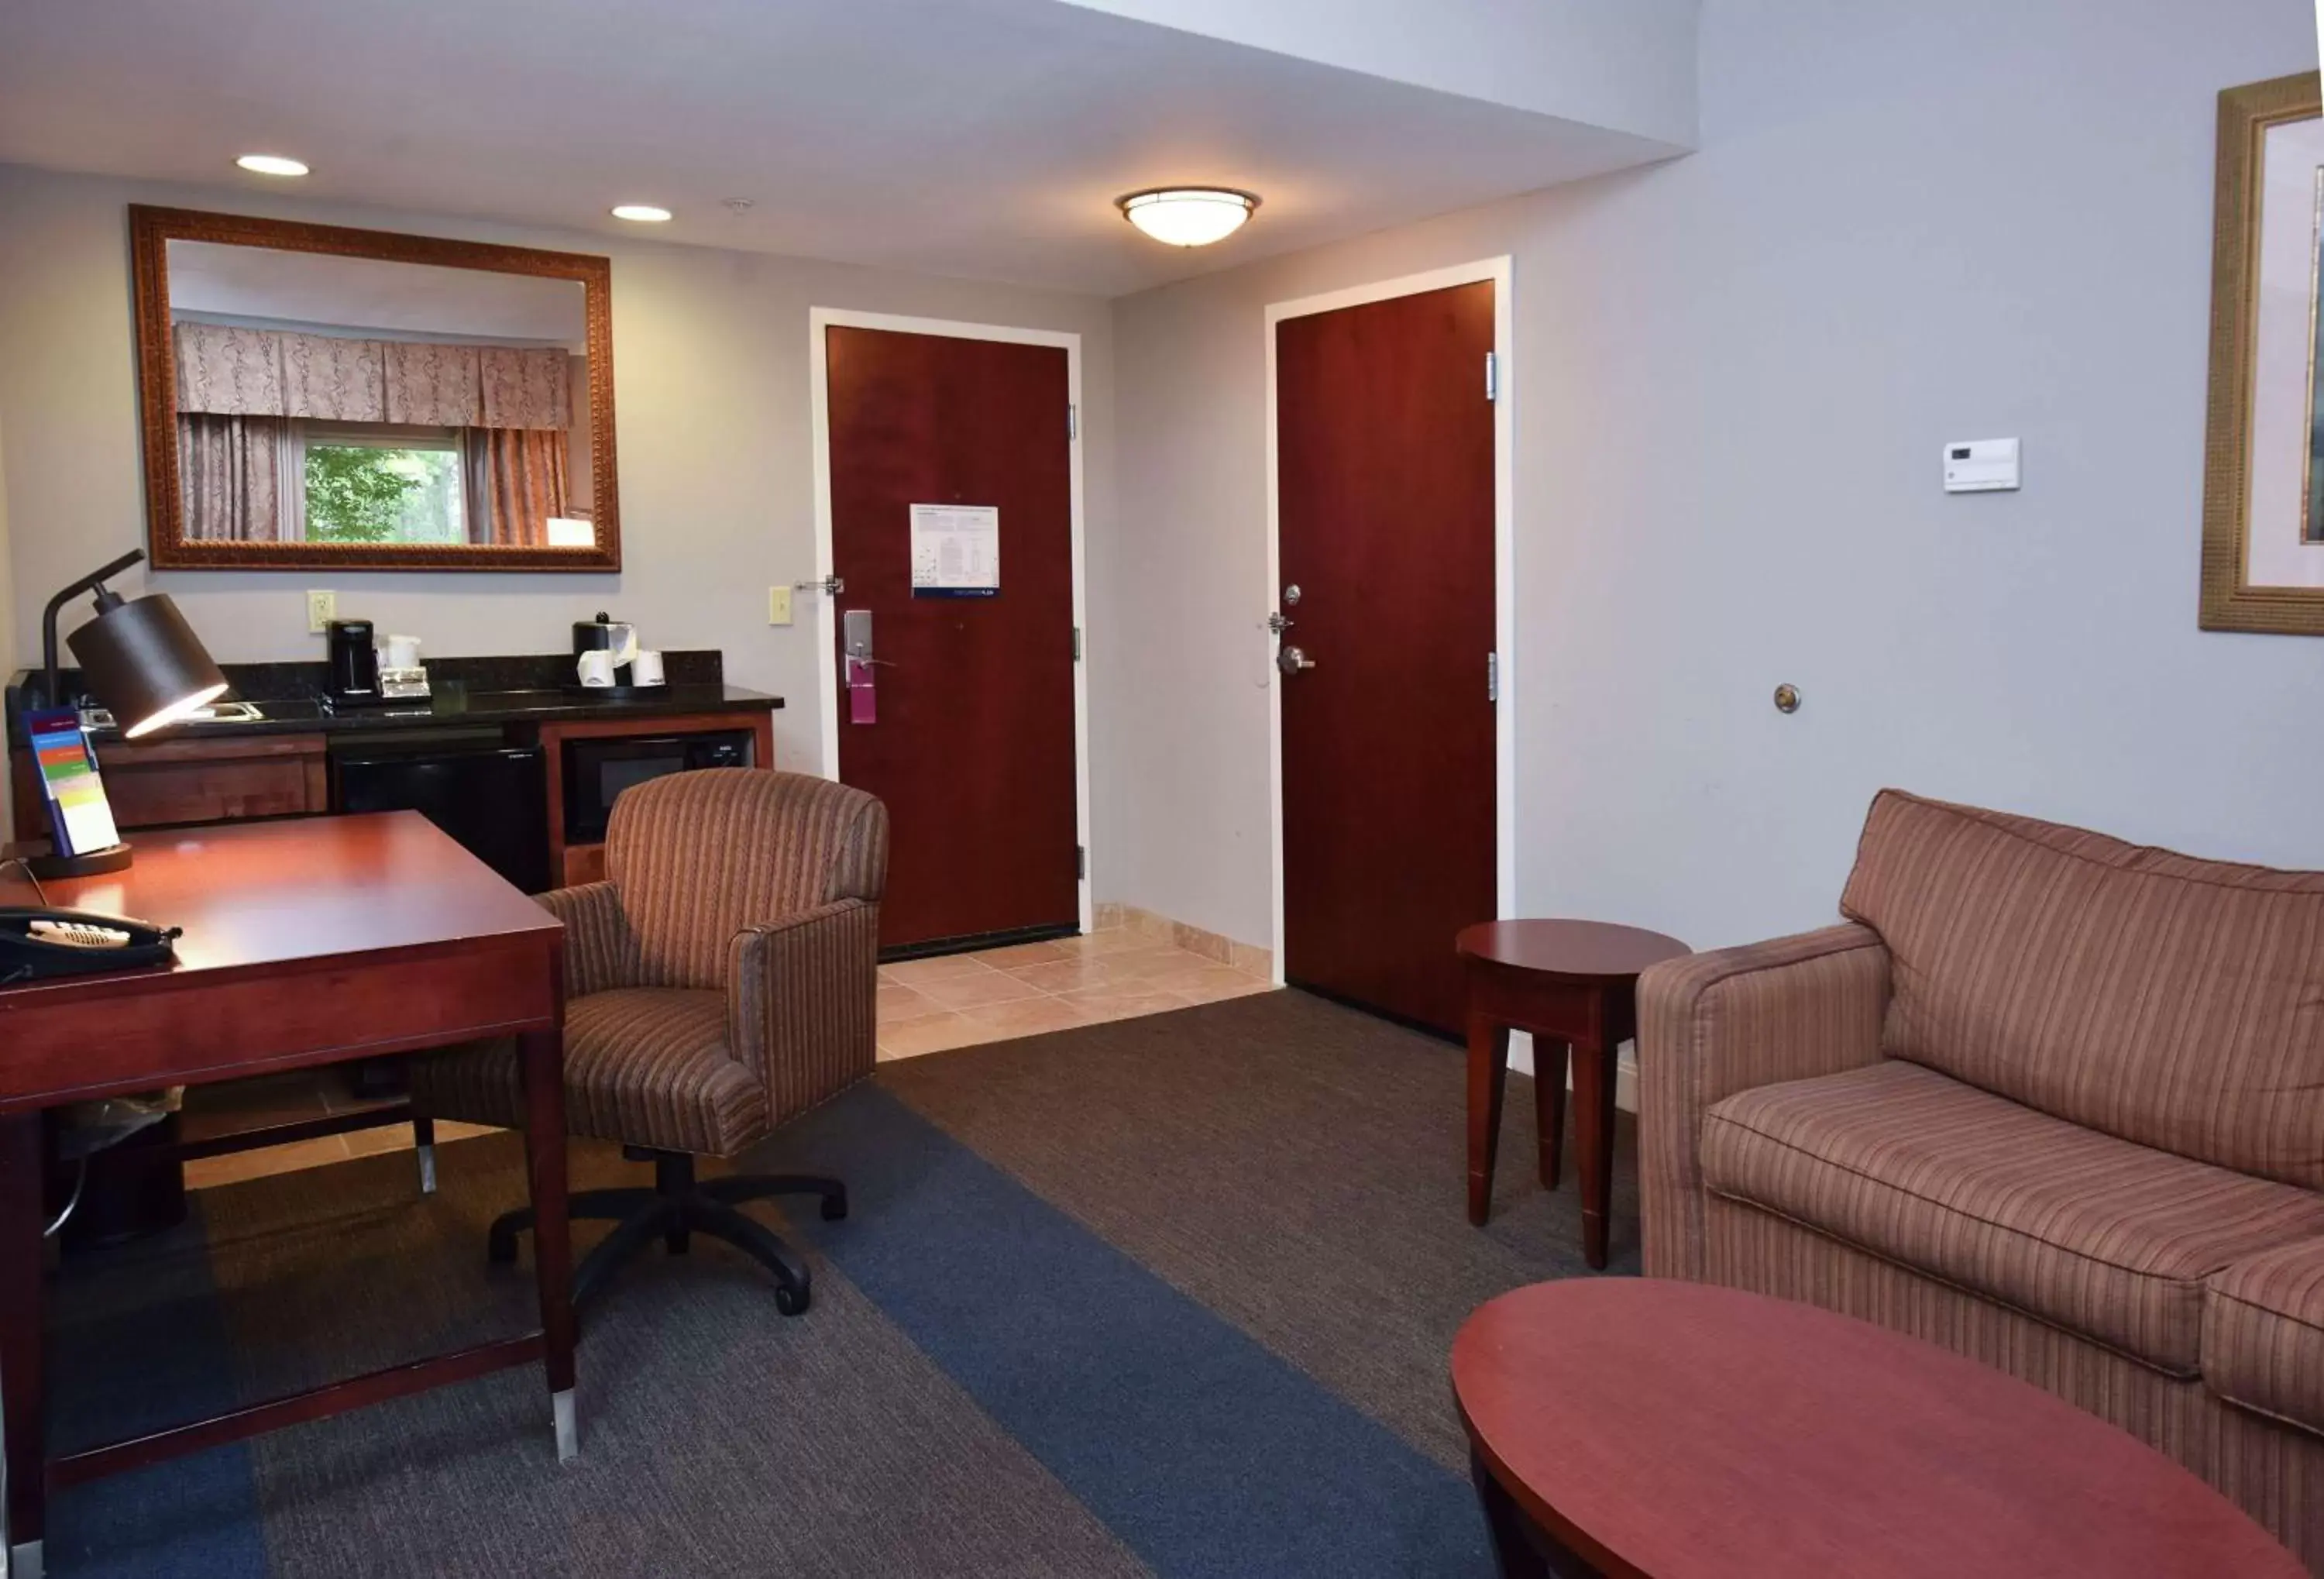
[1277,281,1497,1034]
[825,325,1078,951]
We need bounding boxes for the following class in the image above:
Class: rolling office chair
[412,768,886,1316]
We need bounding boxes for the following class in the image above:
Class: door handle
[1276,645,1316,675]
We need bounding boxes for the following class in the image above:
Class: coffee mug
[576,650,617,688]
[631,649,665,687]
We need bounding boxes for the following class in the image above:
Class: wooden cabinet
[10,732,328,842]
[539,709,776,890]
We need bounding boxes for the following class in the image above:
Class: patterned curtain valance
[174,320,571,429]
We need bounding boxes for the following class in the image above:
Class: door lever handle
[1276,645,1316,675]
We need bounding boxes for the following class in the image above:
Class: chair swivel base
[489,1147,847,1317]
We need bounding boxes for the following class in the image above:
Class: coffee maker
[325,618,383,707]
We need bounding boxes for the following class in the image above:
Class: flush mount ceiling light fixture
[610,204,673,222]
[235,153,308,177]
[1116,187,1258,247]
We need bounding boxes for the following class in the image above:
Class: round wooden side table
[1452,1279,2305,1578]
[1455,920,1689,1267]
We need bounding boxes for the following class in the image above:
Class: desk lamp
[28,548,227,876]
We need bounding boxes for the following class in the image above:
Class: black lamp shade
[67,592,228,738]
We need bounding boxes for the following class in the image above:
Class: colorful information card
[24,707,120,857]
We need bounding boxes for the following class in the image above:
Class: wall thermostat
[1944,438,2020,494]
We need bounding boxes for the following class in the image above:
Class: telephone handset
[0,906,180,983]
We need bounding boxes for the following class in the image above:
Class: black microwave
[563,729,755,845]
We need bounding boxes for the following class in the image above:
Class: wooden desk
[0,814,576,1579]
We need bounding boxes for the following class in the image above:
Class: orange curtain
[462,427,569,545]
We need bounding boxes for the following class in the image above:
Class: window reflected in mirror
[167,242,592,549]
[132,208,618,572]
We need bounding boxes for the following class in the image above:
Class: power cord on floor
[44,1158,87,1240]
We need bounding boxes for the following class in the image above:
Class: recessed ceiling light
[235,153,309,177]
[1117,188,1258,247]
[610,204,673,223]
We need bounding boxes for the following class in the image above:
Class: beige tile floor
[877,931,1274,1061]
[178,927,1274,1189]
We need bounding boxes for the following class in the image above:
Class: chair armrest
[728,897,880,1118]
[1637,922,1890,1281]
[534,881,640,999]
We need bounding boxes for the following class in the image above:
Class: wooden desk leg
[1532,1037,1569,1192]
[1569,1027,1616,1271]
[517,1027,578,1464]
[1,1114,46,1579]
[1466,1015,1511,1226]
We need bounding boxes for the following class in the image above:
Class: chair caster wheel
[820,1195,847,1222]
[775,1284,812,1317]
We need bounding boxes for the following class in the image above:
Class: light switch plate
[305,590,336,633]
[768,586,793,625]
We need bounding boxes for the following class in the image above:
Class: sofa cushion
[1838,790,2324,1186]
[1701,1061,2324,1374]
[2205,1239,2324,1434]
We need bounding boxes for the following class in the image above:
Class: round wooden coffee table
[1456,920,1689,1266]
[1452,1279,2305,1579]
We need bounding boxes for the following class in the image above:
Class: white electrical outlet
[306,590,336,633]
[768,586,793,625]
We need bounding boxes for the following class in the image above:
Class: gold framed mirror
[129,205,620,573]
[2200,72,2324,632]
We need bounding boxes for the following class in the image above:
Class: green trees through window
[304,443,464,543]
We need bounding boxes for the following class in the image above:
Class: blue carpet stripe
[783,1087,1490,1579]
[49,1195,270,1577]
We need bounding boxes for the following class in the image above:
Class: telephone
[0,906,180,984]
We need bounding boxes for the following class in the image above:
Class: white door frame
[806,307,1093,934]
[1263,257,1517,987]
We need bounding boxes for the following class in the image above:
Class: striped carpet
[43,990,1636,1577]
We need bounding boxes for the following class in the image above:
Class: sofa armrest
[728,897,880,1119]
[1638,923,1890,1281]
[534,880,640,999]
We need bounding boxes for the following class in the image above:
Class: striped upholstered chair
[412,768,887,1316]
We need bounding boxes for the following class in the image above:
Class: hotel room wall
[1098,0,2324,958]
[0,406,12,835]
[0,164,1116,824]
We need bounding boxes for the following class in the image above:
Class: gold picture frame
[2200,72,2324,632]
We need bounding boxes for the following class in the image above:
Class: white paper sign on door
[909,504,1000,598]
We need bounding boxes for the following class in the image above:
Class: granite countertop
[93,683,782,742]
[5,650,782,745]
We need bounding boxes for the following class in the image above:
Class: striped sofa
[1640,790,2324,1569]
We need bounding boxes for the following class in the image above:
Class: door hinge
[1484,352,1498,403]
[1076,845,1087,879]
[1072,626,1083,661]
[1068,403,1079,442]
[1487,651,1500,703]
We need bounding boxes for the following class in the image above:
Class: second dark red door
[1276,281,1498,1034]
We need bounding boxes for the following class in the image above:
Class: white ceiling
[0,0,1694,298]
